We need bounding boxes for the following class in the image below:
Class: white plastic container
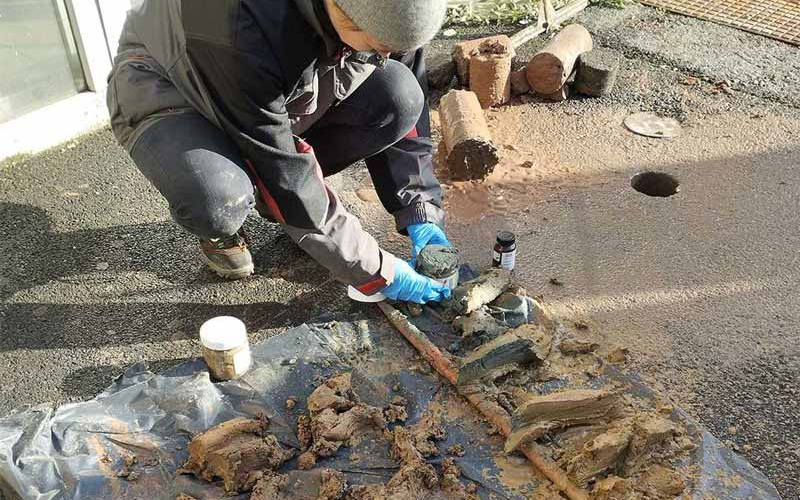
[199,316,252,380]
[347,285,387,303]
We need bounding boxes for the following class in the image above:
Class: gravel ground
[1,3,799,499]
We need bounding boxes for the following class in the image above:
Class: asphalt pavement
[1,4,798,498]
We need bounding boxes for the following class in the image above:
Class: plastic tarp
[0,317,782,500]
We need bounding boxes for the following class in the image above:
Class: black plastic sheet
[0,317,782,500]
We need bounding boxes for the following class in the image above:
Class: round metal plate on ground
[624,112,682,138]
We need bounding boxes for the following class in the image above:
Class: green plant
[589,0,626,9]
[445,0,539,26]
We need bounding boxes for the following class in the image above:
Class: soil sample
[457,323,552,385]
[349,416,452,500]
[527,24,593,95]
[574,48,620,97]
[438,90,499,181]
[296,373,393,470]
[450,268,512,315]
[469,40,512,108]
[510,68,531,96]
[416,244,459,288]
[251,469,346,500]
[506,390,621,452]
[452,35,514,86]
[180,416,293,494]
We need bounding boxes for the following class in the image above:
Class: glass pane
[0,0,86,123]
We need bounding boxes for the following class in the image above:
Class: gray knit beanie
[333,0,448,53]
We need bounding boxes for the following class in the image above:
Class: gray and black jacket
[107,0,444,294]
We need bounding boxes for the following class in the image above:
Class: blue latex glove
[407,223,451,265]
[382,258,452,304]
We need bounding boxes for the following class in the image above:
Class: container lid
[496,231,516,245]
[200,316,248,351]
[348,286,387,303]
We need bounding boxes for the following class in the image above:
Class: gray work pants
[128,59,423,239]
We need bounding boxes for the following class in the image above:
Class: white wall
[96,0,133,60]
[1,0,132,161]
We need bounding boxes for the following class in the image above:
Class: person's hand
[382,258,451,304]
[407,223,451,265]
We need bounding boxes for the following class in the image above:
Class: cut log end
[537,85,570,102]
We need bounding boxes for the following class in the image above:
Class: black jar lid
[496,231,516,245]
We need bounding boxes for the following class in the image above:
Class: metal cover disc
[624,112,682,138]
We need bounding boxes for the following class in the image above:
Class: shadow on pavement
[0,202,345,351]
[60,358,193,403]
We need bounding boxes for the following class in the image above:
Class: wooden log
[450,268,512,315]
[457,324,552,385]
[469,40,513,108]
[506,390,620,452]
[452,35,515,86]
[376,301,590,500]
[526,24,593,95]
[574,48,620,97]
[537,84,570,102]
[438,90,499,181]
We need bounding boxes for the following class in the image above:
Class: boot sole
[202,255,255,280]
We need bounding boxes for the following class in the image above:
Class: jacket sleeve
[185,38,395,294]
[364,47,446,234]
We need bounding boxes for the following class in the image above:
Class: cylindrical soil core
[574,48,620,97]
[200,316,252,381]
[469,41,512,108]
[439,89,499,181]
[416,244,459,289]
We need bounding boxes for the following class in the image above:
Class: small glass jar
[492,231,516,271]
[200,316,252,381]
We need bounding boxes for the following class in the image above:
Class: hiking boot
[199,229,255,279]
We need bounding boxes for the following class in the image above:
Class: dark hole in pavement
[631,172,680,197]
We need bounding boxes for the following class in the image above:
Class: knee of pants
[170,167,255,240]
[366,60,425,142]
